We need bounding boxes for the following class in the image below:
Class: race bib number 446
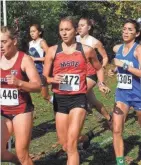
[0,88,19,106]
[117,73,132,89]
[59,74,80,91]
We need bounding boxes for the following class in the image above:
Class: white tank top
[76,35,98,49]
[29,38,44,58]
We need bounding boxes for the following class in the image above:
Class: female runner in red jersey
[1,26,41,165]
[43,16,109,165]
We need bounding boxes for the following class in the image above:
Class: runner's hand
[114,58,123,67]
[30,56,36,61]
[52,74,64,84]
[98,82,111,94]
[108,69,115,77]
[6,75,21,86]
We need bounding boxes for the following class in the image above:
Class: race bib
[0,88,19,106]
[117,73,132,89]
[59,74,80,91]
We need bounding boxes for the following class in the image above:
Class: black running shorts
[53,93,87,114]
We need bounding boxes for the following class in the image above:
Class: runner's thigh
[13,112,33,152]
[1,117,13,151]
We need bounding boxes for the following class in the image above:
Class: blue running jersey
[115,42,141,101]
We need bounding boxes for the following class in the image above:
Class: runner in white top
[76,18,112,145]
[77,18,111,118]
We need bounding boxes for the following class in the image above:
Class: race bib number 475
[117,73,132,89]
[0,88,19,106]
[59,74,80,91]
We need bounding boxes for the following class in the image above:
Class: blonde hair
[1,26,18,39]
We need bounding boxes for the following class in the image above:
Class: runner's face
[122,23,139,42]
[30,26,41,40]
[59,21,76,44]
[78,19,90,37]
[0,31,16,57]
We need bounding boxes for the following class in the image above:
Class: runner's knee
[62,143,67,152]
[113,125,123,136]
[16,149,29,164]
[58,138,67,152]
[67,136,77,154]
[113,105,124,115]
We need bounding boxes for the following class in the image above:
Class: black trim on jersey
[52,43,62,65]
[50,42,87,77]
[21,70,29,82]
[54,42,86,61]
[50,44,63,77]
[76,42,87,61]
[56,43,63,55]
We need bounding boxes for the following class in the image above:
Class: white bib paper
[117,73,132,89]
[59,74,80,91]
[0,88,19,106]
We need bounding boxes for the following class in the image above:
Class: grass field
[2,65,141,165]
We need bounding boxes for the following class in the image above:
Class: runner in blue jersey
[112,19,141,165]
[29,24,53,103]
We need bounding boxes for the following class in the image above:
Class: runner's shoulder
[82,44,94,54]
[113,44,122,53]
[48,45,58,53]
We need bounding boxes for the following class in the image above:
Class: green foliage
[1,1,141,55]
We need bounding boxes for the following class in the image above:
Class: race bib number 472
[59,74,80,91]
[0,88,19,106]
[117,73,132,89]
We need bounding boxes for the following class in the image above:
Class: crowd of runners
[1,16,141,165]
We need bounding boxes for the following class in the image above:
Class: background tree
[1,1,141,59]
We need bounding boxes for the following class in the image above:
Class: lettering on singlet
[60,61,80,68]
[0,78,7,83]
[120,60,134,67]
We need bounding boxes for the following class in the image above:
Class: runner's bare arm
[84,46,104,83]
[84,46,110,93]
[128,45,141,77]
[114,45,141,77]
[113,44,122,53]
[108,44,121,76]
[6,55,41,92]
[96,41,108,67]
[40,39,49,55]
[31,40,49,62]
[43,46,64,84]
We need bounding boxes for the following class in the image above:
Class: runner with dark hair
[112,19,141,165]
